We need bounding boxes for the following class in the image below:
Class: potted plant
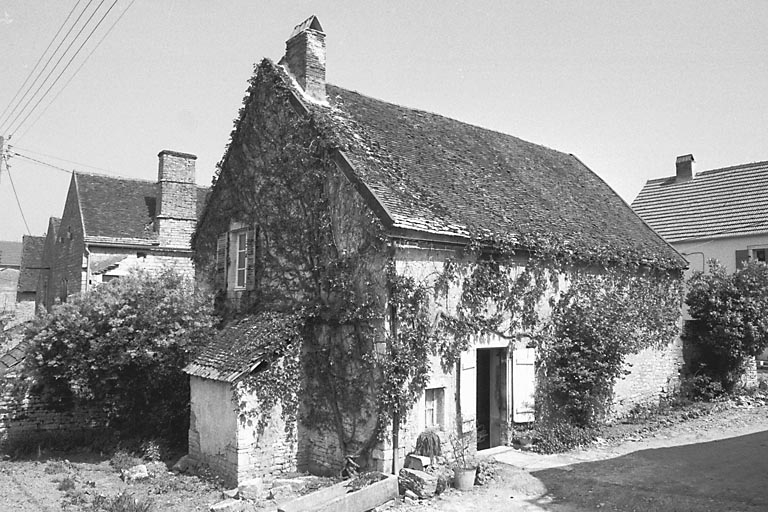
[449,430,477,491]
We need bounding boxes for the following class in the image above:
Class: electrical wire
[7,151,73,175]
[9,145,113,174]
[0,0,97,132]
[6,168,32,235]
[14,0,137,142]
[0,0,86,127]
[4,0,114,135]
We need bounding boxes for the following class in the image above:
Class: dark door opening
[476,349,491,450]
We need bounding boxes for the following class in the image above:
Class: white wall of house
[675,233,768,275]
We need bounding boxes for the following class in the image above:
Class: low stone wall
[611,335,684,418]
[0,381,107,451]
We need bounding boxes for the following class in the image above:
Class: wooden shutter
[215,232,228,290]
[245,226,258,290]
[512,345,535,423]
[735,250,749,270]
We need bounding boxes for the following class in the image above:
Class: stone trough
[277,472,398,512]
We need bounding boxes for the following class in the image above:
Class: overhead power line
[0,0,86,127]
[4,0,118,136]
[6,168,31,235]
[7,151,73,175]
[0,0,97,132]
[14,0,137,142]
[9,147,134,180]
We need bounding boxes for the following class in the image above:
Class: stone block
[398,468,437,499]
[238,477,264,500]
[209,498,247,512]
[404,454,431,471]
[121,464,149,483]
[172,455,199,474]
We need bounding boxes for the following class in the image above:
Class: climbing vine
[196,58,685,469]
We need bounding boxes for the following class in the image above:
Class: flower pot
[453,467,476,491]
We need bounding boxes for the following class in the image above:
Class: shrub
[684,260,768,392]
[101,492,154,512]
[109,450,143,472]
[56,477,76,491]
[24,268,215,447]
[414,429,442,459]
[533,422,599,454]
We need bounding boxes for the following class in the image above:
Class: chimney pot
[675,154,694,182]
[280,15,326,102]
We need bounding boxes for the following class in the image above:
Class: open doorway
[475,347,508,450]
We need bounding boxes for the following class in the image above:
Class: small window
[235,232,247,288]
[754,248,767,263]
[136,251,147,259]
[425,388,445,429]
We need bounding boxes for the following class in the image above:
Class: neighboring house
[188,16,687,485]
[0,241,22,315]
[36,150,209,311]
[15,235,46,320]
[633,155,768,367]
[633,155,768,274]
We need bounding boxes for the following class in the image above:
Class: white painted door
[512,346,535,423]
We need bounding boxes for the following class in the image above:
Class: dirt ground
[0,395,766,511]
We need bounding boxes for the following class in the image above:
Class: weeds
[56,476,76,491]
[100,491,154,512]
[109,450,143,472]
[45,459,70,474]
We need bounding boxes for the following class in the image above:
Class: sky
[1,1,767,242]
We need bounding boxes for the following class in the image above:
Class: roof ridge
[326,83,574,159]
[696,160,768,176]
[74,170,155,183]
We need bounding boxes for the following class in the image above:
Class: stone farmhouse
[633,155,768,274]
[35,150,208,311]
[187,16,687,486]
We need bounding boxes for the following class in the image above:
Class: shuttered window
[235,232,247,288]
[735,250,749,269]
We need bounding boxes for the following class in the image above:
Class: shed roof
[632,161,768,243]
[184,312,298,383]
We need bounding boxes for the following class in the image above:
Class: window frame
[234,231,248,289]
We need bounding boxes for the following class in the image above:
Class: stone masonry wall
[188,376,298,487]
[0,379,107,450]
[611,333,684,418]
[157,150,197,249]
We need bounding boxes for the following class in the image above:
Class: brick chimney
[675,154,694,182]
[156,150,197,249]
[279,15,326,102]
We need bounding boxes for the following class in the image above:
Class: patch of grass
[45,459,70,474]
[56,476,76,491]
[109,450,143,472]
[100,491,155,512]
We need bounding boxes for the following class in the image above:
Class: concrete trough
[278,472,398,512]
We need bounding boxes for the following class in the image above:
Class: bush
[109,450,144,472]
[684,260,768,392]
[24,268,215,447]
[414,429,442,459]
[101,492,154,512]
[533,422,599,454]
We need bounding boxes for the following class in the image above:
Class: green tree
[24,268,215,446]
[684,260,768,393]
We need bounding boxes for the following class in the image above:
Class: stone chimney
[675,154,694,182]
[279,15,326,102]
[156,150,197,249]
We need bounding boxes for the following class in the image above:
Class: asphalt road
[532,429,768,512]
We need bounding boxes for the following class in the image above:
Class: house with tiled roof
[188,17,686,485]
[15,235,46,320]
[633,155,768,274]
[37,150,209,311]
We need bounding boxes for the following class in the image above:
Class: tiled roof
[0,241,22,268]
[17,235,46,293]
[632,161,768,243]
[0,340,29,378]
[291,74,683,268]
[75,172,210,243]
[184,312,295,382]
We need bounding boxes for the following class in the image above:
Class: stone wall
[188,376,298,487]
[0,380,106,451]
